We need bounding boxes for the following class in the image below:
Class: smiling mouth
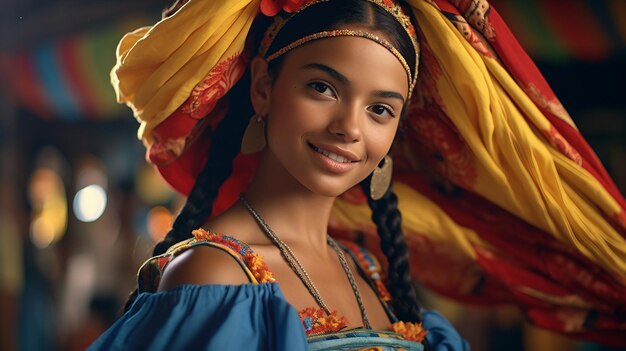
[308,143,359,164]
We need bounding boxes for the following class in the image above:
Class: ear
[249,56,272,116]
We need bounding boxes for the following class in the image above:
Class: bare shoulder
[157,245,251,291]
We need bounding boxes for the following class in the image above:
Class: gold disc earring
[241,114,266,154]
[370,155,393,200]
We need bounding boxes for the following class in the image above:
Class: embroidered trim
[340,240,392,302]
[299,307,349,336]
[391,321,428,342]
[191,229,276,283]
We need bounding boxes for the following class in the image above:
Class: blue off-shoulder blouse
[88,233,469,350]
[89,284,309,350]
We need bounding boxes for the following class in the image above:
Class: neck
[243,150,336,251]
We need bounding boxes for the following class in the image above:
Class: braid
[360,176,423,323]
[154,69,252,256]
[123,70,253,312]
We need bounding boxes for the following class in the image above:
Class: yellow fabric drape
[397,0,626,277]
[111,0,260,145]
[333,182,483,261]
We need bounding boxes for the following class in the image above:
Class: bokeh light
[73,185,108,222]
[30,216,56,249]
[147,206,173,242]
[27,168,68,248]
[135,164,174,204]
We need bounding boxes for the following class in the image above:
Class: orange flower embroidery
[391,321,428,342]
[192,228,213,241]
[243,253,276,283]
[191,229,275,283]
[298,307,348,335]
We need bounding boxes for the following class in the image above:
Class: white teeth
[314,146,351,163]
[328,152,349,163]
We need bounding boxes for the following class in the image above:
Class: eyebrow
[373,90,405,103]
[302,63,349,84]
[301,63,405,103]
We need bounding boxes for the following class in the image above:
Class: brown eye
[308,82,335,97]
[367,104,395,118]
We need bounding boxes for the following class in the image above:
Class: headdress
[259,0,420,97]
[111,0,626,345]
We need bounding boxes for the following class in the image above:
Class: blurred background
[0,0,624,350]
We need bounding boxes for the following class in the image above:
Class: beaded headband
[259,0,419,98]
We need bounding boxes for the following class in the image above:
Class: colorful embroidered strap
[338,240,393,303]
[336,240,428,343]
[137,228,275,293]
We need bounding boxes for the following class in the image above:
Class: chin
[302,177,363,198]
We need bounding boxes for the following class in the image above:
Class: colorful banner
[0,17,157,120]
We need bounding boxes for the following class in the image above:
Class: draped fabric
[110,0,626,345]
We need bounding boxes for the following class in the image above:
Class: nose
[328,104,362,142]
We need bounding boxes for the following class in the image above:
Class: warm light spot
[28,167,68,248]
[147,206,173,242]
[28,169,58,209]
[31,216,56,248]
[136,164,174,204]
[73,185,107,222]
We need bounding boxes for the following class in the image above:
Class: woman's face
[253,34,408,197]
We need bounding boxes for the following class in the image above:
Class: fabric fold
[88,284,308,351]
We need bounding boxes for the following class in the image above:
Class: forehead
[277,35,409,97]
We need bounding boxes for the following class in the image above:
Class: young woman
[90,0,626,349]
[91,1,467,350]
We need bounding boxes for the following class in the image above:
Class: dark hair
[127,0,424,332]
[265,0,417,85]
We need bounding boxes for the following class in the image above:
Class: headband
[259,0,420,97]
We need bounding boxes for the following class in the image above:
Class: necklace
[239,194,372,329]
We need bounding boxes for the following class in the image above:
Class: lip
[307,142,361,174]
[308,142,361,162]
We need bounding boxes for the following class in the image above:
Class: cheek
[265,103,311,151]
[364,122,399,160]
[267,89,327,139]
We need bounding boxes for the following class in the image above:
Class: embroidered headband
[259,0,420,98]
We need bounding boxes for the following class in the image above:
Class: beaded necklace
[239,194,372,329]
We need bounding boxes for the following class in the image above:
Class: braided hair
[123,70,254,312]
[360,176,423,323]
